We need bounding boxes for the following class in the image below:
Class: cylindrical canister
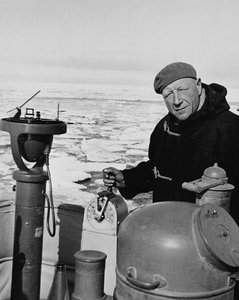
[196,187,233,212]
[72,250,107,300]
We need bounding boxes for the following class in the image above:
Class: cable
[44,152,56,237]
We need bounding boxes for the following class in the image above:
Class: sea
[1,82,239,209]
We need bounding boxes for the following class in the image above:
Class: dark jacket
[120,83,239,225]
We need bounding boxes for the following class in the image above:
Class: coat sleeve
[119,160,155,199]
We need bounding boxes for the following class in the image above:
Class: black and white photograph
[0,1,239,299]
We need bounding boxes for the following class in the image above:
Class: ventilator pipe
[72,250,107,300]
[47,263,70,300]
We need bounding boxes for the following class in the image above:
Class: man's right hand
[103,167,126,189]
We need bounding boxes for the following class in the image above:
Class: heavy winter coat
[120,83,239,225]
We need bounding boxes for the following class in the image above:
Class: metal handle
[94,196,109,221]
[126,267,166,290]
[182,181,200,192]
[182,178,226,193]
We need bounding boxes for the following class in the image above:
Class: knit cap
[154,62,197,94]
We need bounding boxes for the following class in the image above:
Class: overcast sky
[0,0,239,88]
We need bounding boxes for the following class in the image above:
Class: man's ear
[196,78,202,95]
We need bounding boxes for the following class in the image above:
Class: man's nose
[173,91,183,106]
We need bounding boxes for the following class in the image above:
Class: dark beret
[154,62,197,94]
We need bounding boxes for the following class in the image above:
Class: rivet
[222,231,228,237]
[208,209,218,218]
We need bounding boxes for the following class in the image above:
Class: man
[103,62,239,225]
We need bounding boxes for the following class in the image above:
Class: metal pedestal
[11,170,47,300]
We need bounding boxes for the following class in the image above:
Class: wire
[44,155,56,237]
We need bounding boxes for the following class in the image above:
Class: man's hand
[103,167,126,189]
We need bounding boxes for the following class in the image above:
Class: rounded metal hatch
[197,203,239,268]
[202,163,227,180]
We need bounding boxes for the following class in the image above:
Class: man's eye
[164,92,172,98]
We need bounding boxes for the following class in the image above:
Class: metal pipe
[10,170,47,300]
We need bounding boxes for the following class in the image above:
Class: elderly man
[103,62,239,225]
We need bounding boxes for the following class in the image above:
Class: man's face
[162,78,202,121]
